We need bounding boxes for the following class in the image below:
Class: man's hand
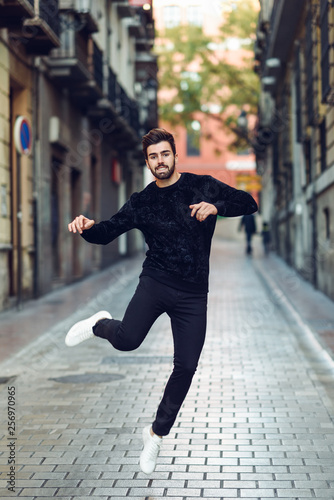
[189,202,218,222]
[68,215,95,234]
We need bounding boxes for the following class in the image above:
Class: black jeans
[93,275,207,436]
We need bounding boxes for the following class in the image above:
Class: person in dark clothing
[65,128,258,474]
[240,213,257,255]
[262,221,271,255]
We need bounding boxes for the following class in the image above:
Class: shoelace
[145,438,161,460]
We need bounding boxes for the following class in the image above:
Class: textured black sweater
[82,173,258,293]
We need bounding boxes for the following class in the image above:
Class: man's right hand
[68,215,95,234]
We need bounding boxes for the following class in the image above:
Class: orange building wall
[161,115,259,205]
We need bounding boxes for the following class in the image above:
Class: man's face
[146,141,178,180]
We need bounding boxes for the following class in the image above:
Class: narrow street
[1,229,334,499]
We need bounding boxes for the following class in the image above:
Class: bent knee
[173,361,198,377]
[114,339,142,352]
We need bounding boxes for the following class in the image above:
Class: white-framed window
[187,5,202,27]
[164,5,181,28]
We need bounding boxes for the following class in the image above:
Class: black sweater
[82,173,258,293]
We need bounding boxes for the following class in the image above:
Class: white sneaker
[65,311,112,347]
[140,426,162,475]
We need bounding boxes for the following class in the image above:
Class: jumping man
[65,128,258,474]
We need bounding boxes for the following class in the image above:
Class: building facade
[0,0,158,311]
[254,0,334,299]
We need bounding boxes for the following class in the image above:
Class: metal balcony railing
[92,40,103,91]
[119,84,140,134]
[108,70,140,134]
[108,68,118,107]
[129,100,140,135]
[38,0,60,37]
[0,0,35,28]
[270,0,280,31]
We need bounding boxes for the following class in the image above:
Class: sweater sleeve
[81,196,136,245]
[208,177,258,217]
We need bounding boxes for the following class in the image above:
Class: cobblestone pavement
[1,235,334,499]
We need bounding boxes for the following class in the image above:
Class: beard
[150,159,176,180]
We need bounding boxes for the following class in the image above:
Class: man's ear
[175,153,178,163]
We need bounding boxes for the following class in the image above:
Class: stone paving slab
[1,238,334,499]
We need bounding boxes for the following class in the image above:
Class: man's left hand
[189,202,218,222]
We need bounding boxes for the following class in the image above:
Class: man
[65,128,257,475]
[240,213,257,255]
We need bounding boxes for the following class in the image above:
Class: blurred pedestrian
[262,221,271,256]
[65,128,258,474]
[239,213,257,255]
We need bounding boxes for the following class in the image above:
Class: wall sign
[14,116,32,156]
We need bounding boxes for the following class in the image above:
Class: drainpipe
[16,149,22,310]
[311,183,317,288]
[32,57,39,298]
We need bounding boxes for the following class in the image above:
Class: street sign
[14,116,32,156]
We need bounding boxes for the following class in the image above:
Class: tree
[156,0,259,152]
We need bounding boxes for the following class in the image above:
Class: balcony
[119,84,140,134]
[85,64,142,146]
[115,1,135,19]
[128,7,154,51]
[58,0,99,33]
[47,22,103,109]
[265,0,304,72]
[19,0,60,54]
[0,0,35,28]
[47,26,92,83]
[70,39,104,107]
[259,0,305,94]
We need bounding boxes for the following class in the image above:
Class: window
[319,118,327,172]
[164,5,181,28]
[320,0,330,102]
[323,208,330,240]
[304,137,312,184]
[186,121,201,156]
[187,5,202,27]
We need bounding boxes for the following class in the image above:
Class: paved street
[1,228,334,499]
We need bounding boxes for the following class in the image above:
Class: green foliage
[156,0,259,148]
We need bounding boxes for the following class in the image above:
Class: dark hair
[142,128,176,159]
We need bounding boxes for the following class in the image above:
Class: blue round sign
[14,116,32,156]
